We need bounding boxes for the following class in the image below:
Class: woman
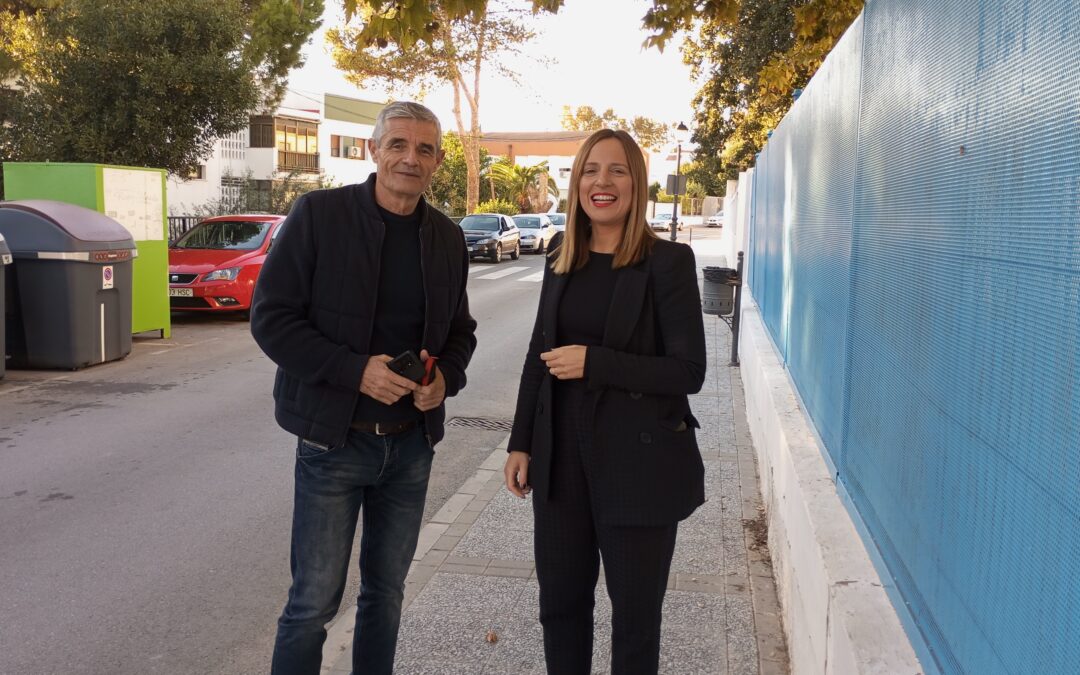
[504,129,707,674]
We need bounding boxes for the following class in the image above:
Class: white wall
[320,117,376,187]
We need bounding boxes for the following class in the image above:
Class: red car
[168,214,286,317]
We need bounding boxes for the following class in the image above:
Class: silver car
[513,214,557,254]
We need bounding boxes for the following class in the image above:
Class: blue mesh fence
[748,1,1080,673]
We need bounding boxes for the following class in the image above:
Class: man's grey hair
[372,101,443,151]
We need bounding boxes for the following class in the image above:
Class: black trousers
[533,383,678,675]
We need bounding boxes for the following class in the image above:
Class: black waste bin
[0,200,137,370]
[0,232,11,379]
[702,266,737,316]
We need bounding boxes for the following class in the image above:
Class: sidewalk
[326,247,789,674]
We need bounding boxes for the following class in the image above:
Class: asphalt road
[0,252,549,675]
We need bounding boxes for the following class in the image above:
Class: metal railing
[167,216,200,243]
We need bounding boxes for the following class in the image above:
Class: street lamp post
[670,122,690,242]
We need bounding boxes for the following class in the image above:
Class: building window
[249,116,274,148]
[334,135,366,160]
[330,135,341,158]
[271,117,321,173]
[187,165,205,180]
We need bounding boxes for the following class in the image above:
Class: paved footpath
[327,246,790,674]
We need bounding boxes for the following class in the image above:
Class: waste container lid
[0,200,136,254]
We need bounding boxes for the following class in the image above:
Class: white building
[166,93,385,215]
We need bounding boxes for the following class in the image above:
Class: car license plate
[169,288,193,297]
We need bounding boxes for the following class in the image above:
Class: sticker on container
[102,265,114,290]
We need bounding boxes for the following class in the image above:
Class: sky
[287,0,701,135]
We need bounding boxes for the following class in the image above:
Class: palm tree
[488,159,559,214]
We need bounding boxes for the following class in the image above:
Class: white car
[649,213,682,232]
[512,214,557,254]
[706,212,724,228]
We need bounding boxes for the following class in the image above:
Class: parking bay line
[474,266,531,280]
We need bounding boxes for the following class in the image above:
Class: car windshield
[460,215,501,232]
[514,216,542,230]
[174,220,273,250]
[547,214,566,226]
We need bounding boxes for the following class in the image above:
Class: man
[250,101,476,675]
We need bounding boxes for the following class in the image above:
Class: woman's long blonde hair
[551,129,657,275]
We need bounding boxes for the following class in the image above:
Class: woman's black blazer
[508,238,707,526]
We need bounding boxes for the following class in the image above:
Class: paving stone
[657,626,727,675]
[724,594,756,641]
[403,572,528,621]
[663,589,728,628]
[453,488,535,560]
[727,633,760,675]
[394,660,485,675]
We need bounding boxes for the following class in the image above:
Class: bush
[474,198,519,215]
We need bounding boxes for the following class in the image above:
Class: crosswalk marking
[519,271,545,282]
[468,265,491,274]
[475,266,530,280]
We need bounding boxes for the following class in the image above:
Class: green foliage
[427,131,490,216]
[488,158,558,214]
[474,198,519,216]
[330,3,538,213]
[648,181,661,202]
[0,0,322,178]
[190,169,336,217]
[656,189,674,204]
[338,0,747,53]
[683,0,862,184]
[243,0,325,103]
[561,105,670,152]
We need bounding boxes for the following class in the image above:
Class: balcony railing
[277,150,320,173]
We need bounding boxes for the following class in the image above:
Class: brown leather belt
[350,419,420,436]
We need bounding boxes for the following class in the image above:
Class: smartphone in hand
[387,350,426,383]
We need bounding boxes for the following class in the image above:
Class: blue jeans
[270,426,434,675]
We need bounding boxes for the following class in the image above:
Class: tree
[330,3,538,213]
[475,197,518,216]
[489,159,558,214]
[337,0,737,51]
[426,131,491,216]
[681,0,862,186]
[0,0,322,178]
[561,105,671,152]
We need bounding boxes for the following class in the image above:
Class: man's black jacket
[250,174,477,448]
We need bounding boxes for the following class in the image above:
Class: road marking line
[475,266,530,280]
[518,271,545,282]
[468,265,491,274]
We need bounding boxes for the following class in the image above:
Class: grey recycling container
[0,232,11,379]
[702,266,737,316]
[0,200,137,370]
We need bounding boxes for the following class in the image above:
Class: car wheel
[510,242,520,260]
[536,240,545,255]
[491,243,502,263]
